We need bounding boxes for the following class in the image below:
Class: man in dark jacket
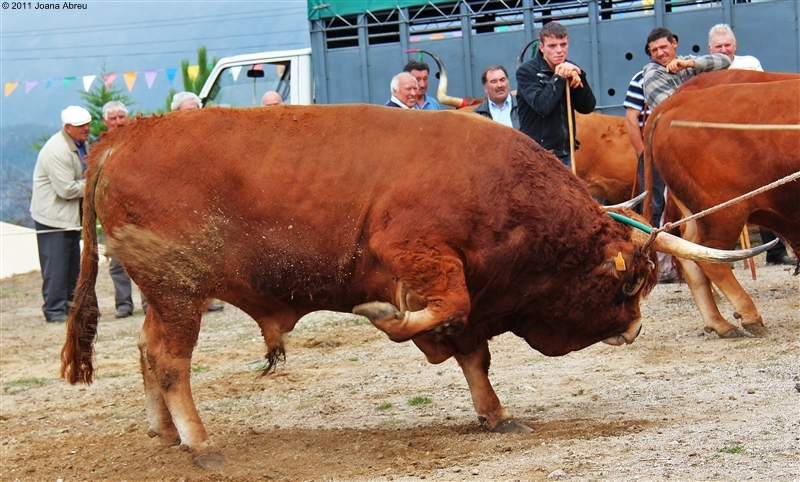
[473,65,519,129]
[516,22,596,167]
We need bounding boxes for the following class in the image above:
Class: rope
[1,226,82,236]
[642,169,800,250]
[671,120,800,131]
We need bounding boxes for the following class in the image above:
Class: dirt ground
[1,253,798,482]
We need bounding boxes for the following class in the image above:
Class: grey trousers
[35,221,81,321]
[108,253,133,311]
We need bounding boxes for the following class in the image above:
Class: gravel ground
[0,254,798,481]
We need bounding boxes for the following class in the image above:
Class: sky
[0,0,311,129]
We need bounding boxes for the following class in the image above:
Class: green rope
[606,212,652,234]
[418,52,424,61]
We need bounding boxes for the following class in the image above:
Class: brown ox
[62,105,767,469]
[645,71,800,338]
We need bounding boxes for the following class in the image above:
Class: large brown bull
[645,70,800,338]
[62,105,768,469]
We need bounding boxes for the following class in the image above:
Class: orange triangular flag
[123,71,137,92]
[4,81,19,97]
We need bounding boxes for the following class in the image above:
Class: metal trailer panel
[311,0,799,111]
[732,1,800,73]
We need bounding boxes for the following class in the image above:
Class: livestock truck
[199,0,799,115]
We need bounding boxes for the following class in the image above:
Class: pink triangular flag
[123,71,137,92]
[103,73,117,88]
[25,80,39,94]
[144,70,158,89]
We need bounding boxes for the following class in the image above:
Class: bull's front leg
[354,249,470,342]
[455,343,532,434]
[140,308,223,469]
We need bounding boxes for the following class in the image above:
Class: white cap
[61,106,92,126]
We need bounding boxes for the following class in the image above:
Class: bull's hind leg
[355,242,470,342]
[698,261,767,336]
[455,342,532,434]
[676,258,747,338]
[140,304,223,469]
[139,310,180,446]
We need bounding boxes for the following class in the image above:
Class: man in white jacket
[30,106,90,322]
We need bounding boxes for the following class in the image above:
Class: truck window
[205,61,291,107]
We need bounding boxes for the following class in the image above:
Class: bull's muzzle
[602,319,642,346]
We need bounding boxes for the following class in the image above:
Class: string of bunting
[4,63,214,97]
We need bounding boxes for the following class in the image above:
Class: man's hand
[666,58,696,73]
[554,62,584,88]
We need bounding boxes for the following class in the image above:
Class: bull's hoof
[489,419,533,434]
[742,323,769,337]
[353,301,400,322]
[193,451,225,471]
[148,428,180,447]
[704,325,746,339]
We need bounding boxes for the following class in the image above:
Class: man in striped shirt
[642,27,730,108]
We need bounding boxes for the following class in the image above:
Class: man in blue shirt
[403,60,442,110]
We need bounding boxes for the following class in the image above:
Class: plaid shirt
[643,53,731,108]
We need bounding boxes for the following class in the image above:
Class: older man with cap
[30,106,90,322]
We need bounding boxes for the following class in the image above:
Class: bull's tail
[642,112,663,226]
[60,151,109,385]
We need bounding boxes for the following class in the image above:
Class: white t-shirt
[730,55,763,71]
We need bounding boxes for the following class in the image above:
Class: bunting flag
[124,71,137,92]
[103,73,117,88]
[82,75,96,92]
[5,82,19,97]
[3,58,261,98]
[145,70,158,89]
[187,65,199,82]
[165,68,177,85]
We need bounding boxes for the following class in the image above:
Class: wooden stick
[741,226,757,281]
[738,232,747,270]
[671,120,800,131]
[566,83,576,175]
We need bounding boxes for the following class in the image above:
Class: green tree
[79,66,137,139]
[165,45,219,111]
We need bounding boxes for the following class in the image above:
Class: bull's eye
[623,275,646,297]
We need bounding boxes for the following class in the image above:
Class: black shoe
[46,314,67,323]
[766,253,798,266]
[115,307,133,318]
[206,301,225,312]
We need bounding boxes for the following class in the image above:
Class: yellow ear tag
[615,252,627,271]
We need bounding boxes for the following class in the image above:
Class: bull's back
[92,105,575,304]
[650,80,800,222]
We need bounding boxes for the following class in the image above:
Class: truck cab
[199,48,313,107]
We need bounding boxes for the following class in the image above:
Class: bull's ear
[593,242,637,279]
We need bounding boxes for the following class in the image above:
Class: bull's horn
[516,39,539,68]
[405,49,467,108]
[630,228,779,263]
[602,191,648,211]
